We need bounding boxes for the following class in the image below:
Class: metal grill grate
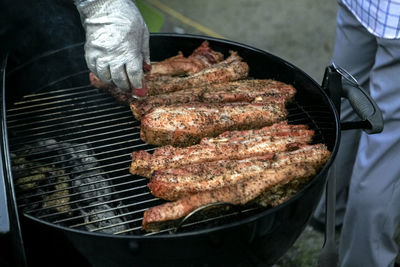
[6,75,335,236]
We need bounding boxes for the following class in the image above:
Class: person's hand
[75,0,150,96]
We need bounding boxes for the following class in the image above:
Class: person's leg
[339,36,400,267]
[313,2,376,226]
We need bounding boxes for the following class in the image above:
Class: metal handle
[317,163,338,267]
[0,57,10,235]
[333,63,383,134]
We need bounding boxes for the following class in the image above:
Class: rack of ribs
[142,144,331,232]
[144,51,248,96]
[148,41,224,77]
[130,122,315,177]
[148,143,329,201]
[130,79,296,119]
[89,42,249,103]
[140,99,289,147]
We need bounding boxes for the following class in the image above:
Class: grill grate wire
[6,81,335,236]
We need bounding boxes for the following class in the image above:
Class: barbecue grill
[0,32,382,267]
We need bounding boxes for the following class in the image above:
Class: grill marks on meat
[145,51,249,96]
[140,101,288,147]
[130,122,314,178]
[130,79,296,119]
[142,144,331,232]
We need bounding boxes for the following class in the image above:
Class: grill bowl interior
[4,34,339,266]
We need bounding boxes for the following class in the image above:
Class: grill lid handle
[323,64,384,134]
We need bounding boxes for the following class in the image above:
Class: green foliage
[136,0,164,32]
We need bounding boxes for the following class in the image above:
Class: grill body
[3,34,340,266]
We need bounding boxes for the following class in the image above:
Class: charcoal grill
[0,33,382,267]
[7,74,332,235]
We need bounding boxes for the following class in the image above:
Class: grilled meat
[201,79,296,103]
[90,49,247,103]
[254,174,312,207]
[89,72,133,105]
[142,144,331,232]
[130,122,314,177]
[131,87,205,119]
[200,121,310,144]
[140,100,288,147]
[148,144,329,201]
[149,41,224,77]
[145,51,249,96]
[130,79,296,119]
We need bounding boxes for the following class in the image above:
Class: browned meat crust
[145,51,249,96]
[130,87,204,119]
[142,144,331,232]
[90,52,248,103]
[130,122,314,177]
[140,100,288,147]
[148,144,328,201]
[201,79,296,103]
[89,72,134,105]
[200,121,309,144]
[149,41,224,77]
[130,79,296,119]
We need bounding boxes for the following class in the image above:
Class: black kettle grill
[0,1,383,266]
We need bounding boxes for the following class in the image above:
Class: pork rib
[145,51,249,96]
[140,100,288,147]
[130,122,314,177]
[200,121,310,144]
[149,41,224,77]
[130,87,204,119]
[142,144,330,232]
[148,144,329,201]
[130,79,296,119]
[90,50,248,104]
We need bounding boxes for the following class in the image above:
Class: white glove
[75,0,150,93]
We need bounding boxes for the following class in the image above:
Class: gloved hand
[75,0,150,96]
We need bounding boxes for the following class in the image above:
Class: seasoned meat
[149,41,224,77]
[148,144,329,201]
[201,79,296,103]
[130,79,296,119]
[130,87,205,119]
[142,144,331,232]
[130,122,314,177]
[200,121,310,144]
[145,51,249,96]
[90,49,247,103]
[140,101,288,147]
[254,174,312,207]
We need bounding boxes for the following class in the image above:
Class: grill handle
[323,64,384,134]
[341,78,383,133]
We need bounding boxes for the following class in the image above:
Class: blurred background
[139,0,338,83]
[138,0,339,266]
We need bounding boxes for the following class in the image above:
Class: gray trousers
[313,3,400,267]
